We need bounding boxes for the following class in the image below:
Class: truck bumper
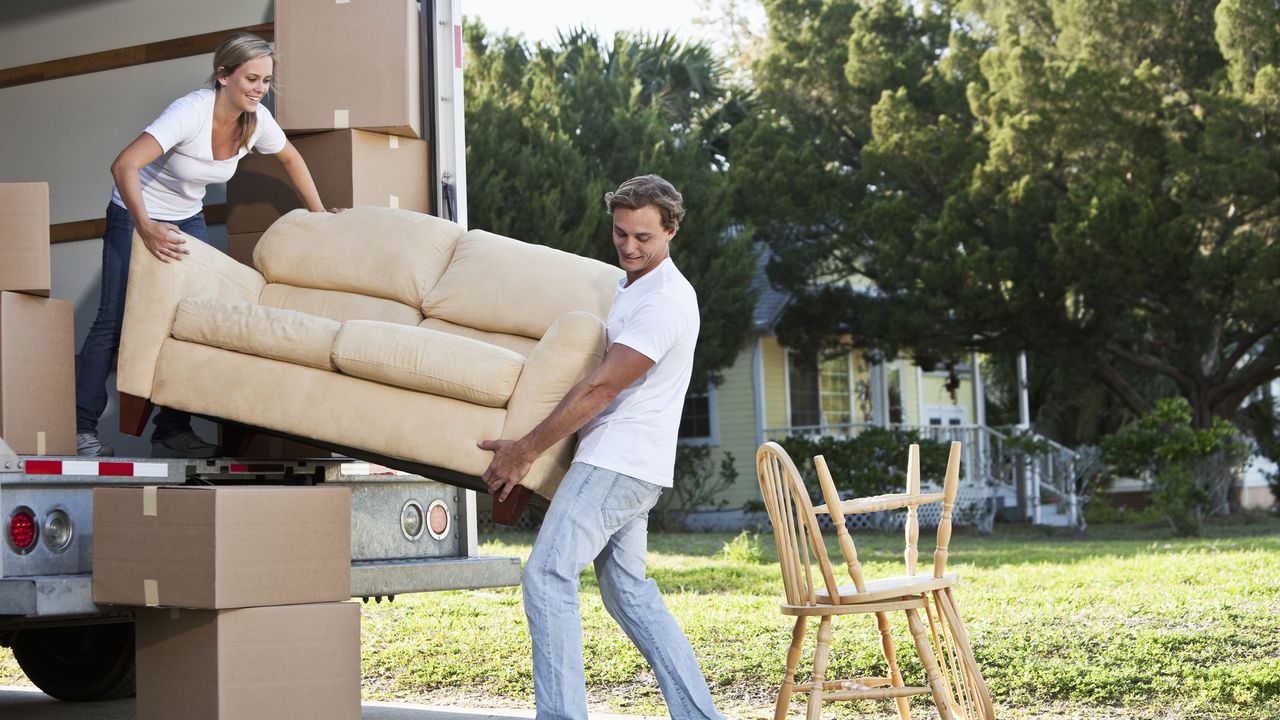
[1,556,521,619]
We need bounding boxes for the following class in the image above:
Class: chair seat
[815,572,957,605]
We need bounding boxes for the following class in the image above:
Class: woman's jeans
[74,202,206,442]
[522,462,723,719]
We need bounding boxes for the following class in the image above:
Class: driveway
[0,686,662,719]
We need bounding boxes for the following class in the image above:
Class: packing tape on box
[144,579,159,606]
[142,486,157,516]
[37,431,45,456]
[389,136,399,149]
[336,0,350,4]
[389,194,399,209]
[334,109,350,128]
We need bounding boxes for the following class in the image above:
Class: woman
[75,31,331,458]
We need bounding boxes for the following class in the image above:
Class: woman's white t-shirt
[573,258,700,488]
[110,88,286,220]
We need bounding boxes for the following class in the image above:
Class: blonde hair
[207,32,277,151]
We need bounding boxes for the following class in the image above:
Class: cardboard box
[227,129,430,233]
[136,602,360,720]
[275,0,422,138]
[226,232,262,266]
[0,182,51,296]
[0,292,75,455]
[92,485,351,608]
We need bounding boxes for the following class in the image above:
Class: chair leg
[875,611,911,720]
[906,607,955,720]
[775,616,808,720]
[118,393,153,437]
[936,588,995,719]
[806,616,833,720]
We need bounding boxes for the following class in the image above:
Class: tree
[463,22,759,387]
[733,0,1280,434]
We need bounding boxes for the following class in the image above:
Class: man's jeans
[74,202,205,442]
[523,462,723,720]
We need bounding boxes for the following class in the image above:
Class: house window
[678,386,717,444]
[789,352,852,429]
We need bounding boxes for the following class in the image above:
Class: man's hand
[478,438,535,502]
[138,221,188,263]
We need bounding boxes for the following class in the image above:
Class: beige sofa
[117,207,622,521]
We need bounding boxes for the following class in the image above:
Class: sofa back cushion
[255,207,463,307]
[261,284,423,325]
[421,229,622,340]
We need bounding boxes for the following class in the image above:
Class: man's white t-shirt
[110,88,286,220]
[574,257,699,488]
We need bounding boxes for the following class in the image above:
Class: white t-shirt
[574,257,700,488]
[110,88,286,220]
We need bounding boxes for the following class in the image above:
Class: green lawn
[3,516,1279,719]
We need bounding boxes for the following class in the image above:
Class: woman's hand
[138,221,189,263]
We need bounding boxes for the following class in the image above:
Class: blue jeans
[74,202,206,442]
[522,462,723,719]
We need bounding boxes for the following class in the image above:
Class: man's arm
[478,343,654,501]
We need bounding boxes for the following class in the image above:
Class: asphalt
[0,686,662,719]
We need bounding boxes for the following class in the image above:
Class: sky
[460,0,761,48]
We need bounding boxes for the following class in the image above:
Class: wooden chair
[755,440,994,720]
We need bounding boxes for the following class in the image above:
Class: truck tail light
[9,508,37,553]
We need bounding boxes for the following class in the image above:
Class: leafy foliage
[777,426,953,499]
[651,444,739,531]
[463,22,759,386]
[1102,397,1250,535]
[733,0,1280,437]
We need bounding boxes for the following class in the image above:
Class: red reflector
[9,511,36,550]
[98,462,134,476]
[24,460,60,475]
[428,503,449,536]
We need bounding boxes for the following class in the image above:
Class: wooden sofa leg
[118,393,153,437]
[491,486,532,527]
[220,423,257,457]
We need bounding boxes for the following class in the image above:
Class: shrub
[1101,398,1250,536]
[651,444,737,531]
[776,426,952,499]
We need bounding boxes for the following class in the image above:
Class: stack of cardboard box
[0,182,76,456]
[226,0,432,266]
[93,484,359,720]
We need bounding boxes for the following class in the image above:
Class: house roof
[751,246,792,333]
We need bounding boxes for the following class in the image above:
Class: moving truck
[0,0,520,701]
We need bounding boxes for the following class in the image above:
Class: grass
[3,515,1279,718]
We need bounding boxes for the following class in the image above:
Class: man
[479,175,722,719]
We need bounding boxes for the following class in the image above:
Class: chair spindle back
[756,442,840,606]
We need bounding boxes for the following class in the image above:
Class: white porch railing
[763,422,1093,529]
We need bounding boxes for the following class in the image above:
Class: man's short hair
[604,175,686,231]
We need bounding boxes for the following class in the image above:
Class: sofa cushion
[330,321,525,408]
[417,317,538,358]
[262,283,422,325]
[171,298,340,371]
[421,229,623,339]
[255,207,463,308]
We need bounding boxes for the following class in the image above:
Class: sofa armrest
[117,230,267,399]
[502,310,607,496]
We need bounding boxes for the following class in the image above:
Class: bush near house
[777,427,952,499]
[1102,398,1251,536]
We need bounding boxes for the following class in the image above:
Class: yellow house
[677,259,987,514]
